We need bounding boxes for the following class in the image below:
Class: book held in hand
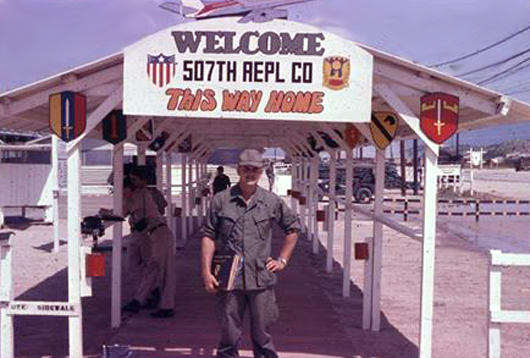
[211,252,241,291]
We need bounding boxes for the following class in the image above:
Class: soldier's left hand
[266,257,285,272]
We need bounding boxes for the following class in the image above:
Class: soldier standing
[201,149,300,358]
[122,167,176,318]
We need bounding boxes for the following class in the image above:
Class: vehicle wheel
[355,186,373,204]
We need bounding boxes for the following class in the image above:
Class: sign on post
[370,112,399,150]
[102,110,127,145]
[49,92,87,142]
[124,18,373,123]
[420,92,459,144]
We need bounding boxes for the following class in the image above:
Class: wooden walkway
[110,226,355,358]
[11,200,418,357]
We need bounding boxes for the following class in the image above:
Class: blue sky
[1,0,530,145]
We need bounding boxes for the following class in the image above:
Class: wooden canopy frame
[1,20,530,358]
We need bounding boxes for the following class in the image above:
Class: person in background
[213,165,231,195]
[122,166,176,318]
[265,160,275,191]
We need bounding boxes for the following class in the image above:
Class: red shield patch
[420,93,459,144]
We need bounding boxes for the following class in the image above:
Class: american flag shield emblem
[147,53,176,87]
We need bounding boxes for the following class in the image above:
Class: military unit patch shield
[147,53,176,88]
[370,112,399,150]
[149,131,169,152]
[420,92,459,144]
[136,120,154,142]
[344,124,359,149]
[323,56,350,90]
[49,91,86,142]
[177,135,193,153]
[102,110,127,145]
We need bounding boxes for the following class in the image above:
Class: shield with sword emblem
[49,91,86,142]
[420,92,459,144]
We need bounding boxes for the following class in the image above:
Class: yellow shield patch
[370,112,399,150]
[323,56,350,90]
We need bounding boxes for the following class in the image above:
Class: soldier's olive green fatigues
[204,185,300,358]
[124,187,176,310]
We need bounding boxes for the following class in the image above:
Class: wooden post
[180,154,187,248]
[311,157,320,255]
[0,236,14,358]
[51,135,60,253]
[156,152,163,191]
[456,133,460,161]
[291,158,298,213]
[307,158,315,242]
[326,150,337,273]
[362,236,373,330]
[487,252,501,358]
[111,145,123,328]
[187,158,193,234]
[400,140,406,197]
[67,145,83,357]
[419,147,439,358]
[413,139,419,195]
[300,158,307,236]
[343,149,353,297]
[200,160,207,223]
[196,160,203,228]
[165,153,175,244]
[371,149,385,331]
[137,144,146,166]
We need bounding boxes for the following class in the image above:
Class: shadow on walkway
[10,217,418,358]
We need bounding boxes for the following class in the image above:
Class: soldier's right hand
[203,273,219,294]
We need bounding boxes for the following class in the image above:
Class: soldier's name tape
[0,300,80,316]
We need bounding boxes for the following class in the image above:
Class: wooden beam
[67,85,122,154]
[111,145,123,328]
[419,147,438,358]
[374,83,439,155]
[0,65,123,119]
[161,126,191,152]
[318,124,350,151]
[354,123,377,147]
[371,149,385,331]
[117,117,152,148]
[342,149,353,297]
[373,62,498,115]
[327,149,337,273]
[66,145,83,358]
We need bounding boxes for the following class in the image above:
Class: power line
[496,74,530,92]
[457,47,530,77]
[429,23,530,68]
[506,87,530,95]
[480,62,530,87]
[478,56,530,85]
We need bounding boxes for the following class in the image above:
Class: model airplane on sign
[159,0,315,23]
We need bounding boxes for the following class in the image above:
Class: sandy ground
[1,168,529,357]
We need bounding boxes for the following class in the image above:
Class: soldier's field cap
[239,149,264,168]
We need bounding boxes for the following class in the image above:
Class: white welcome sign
[124,18,373,123]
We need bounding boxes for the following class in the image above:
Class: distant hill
[483,139,530,160]
[406,139,530,162]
